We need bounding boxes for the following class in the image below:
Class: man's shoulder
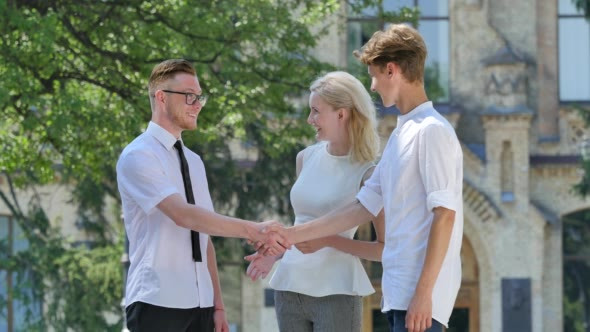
[118,133,158,166]
[419,107,455,132]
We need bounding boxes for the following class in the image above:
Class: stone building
[241,1,590,331]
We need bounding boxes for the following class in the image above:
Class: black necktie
[173,140,202,262]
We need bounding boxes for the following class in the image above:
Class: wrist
[415,281,434,296]
[324,235,338,247]
[288,225,299,244]
[215,307,225,311]
[244,221,258,240]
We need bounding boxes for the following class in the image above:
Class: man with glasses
[116,59,288,331]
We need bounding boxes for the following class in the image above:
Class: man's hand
[213,309,229,332]
[405,289,433,332]
[244,252,278,281]
[294,236,335,254]
[249,220,290,256]
[258,226,294,256]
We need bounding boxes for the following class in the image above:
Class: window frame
[1,214,15,332]
[0,214,40,332]
[558,0,590,104]
[347,0,451,106]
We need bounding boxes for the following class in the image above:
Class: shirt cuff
[356,186,384,217]
[426,189,457,212]
[142,187,179,215]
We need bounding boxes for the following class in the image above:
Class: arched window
[562,209,590,331]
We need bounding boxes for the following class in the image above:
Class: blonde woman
[245,71,385,332]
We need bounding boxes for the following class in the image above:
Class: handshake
[244,220,338,281]
[247,220,294,257]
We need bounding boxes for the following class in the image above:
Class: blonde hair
[353,24,427,83]
[309,71,379,163]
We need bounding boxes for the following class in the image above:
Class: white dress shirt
[117,121,214,309]
[357,101,463,327]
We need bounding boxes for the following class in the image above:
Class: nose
[370,80,376,92]
[192,101,203,111]
[307,111,313,125]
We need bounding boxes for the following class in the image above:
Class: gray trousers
[274,290,362,332]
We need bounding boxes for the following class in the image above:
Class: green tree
[563,210,590,332]
[573,0,590,18]
[0,0,341,330]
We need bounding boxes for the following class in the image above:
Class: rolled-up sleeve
[418,124,460,212]
[356,162,384,217]
[117,149,178,215]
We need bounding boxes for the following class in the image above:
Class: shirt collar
[397,101,433,128]
[146,121,179,151]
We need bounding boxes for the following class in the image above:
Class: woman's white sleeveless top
[269,142,375,297]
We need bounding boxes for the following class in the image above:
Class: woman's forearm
[326,235,383,261]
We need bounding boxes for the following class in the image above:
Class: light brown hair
[148,59,196,96]
[353,24,427,83]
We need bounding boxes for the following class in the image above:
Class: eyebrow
[181,88,202,94]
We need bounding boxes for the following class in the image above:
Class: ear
[154,90,166,104]
[338,108,350,120]
[386,62,396,77]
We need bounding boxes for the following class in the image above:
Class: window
[0,215,40,332]
[562,210,590,331]
[348,0,450,103]
[558,0,590,102]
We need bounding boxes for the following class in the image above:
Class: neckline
[322,142,350,159]
[397,101,433,128]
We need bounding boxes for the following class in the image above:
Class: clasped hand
[249,220,291,256]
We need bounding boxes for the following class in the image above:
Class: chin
[381,98,395,108]
[183,123,197,131]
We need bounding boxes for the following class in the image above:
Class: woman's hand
[294,236,335,254]
[244,252,278,281]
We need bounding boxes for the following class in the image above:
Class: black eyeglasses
[162,90,208,106]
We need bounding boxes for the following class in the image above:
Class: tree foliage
[573,0,590,18]
[0,0,344,329]
[0,175,124,330]
[563,210,590,332]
